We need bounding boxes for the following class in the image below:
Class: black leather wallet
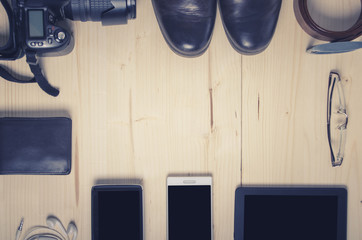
[0,117,72,175]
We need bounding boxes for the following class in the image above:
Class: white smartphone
[167,176,213,240]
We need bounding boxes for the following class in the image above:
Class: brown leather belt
[294,0,362,42]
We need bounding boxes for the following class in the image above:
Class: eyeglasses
[327,72,348,167]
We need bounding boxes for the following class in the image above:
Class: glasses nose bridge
[335,109,348,127]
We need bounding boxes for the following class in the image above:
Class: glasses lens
[0,2,10,47]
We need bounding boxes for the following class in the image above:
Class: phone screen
[92,186,143,240]
[168,185,211,240]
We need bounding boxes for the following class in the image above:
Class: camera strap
[0,65,36,83]
[25,51,60,97]
[0,52,60,97]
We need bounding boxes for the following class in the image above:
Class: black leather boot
[219,0,282,55]
[152,0,217,57]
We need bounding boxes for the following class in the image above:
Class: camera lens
[64,0,136,26]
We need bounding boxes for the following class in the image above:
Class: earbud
[46,216,68,238]
[67,222,78,240]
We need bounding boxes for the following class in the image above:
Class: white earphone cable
[21,226,67,240]
[15,218,75,240]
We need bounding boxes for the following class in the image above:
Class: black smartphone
[92,185,143,240]
[167,176,213,240]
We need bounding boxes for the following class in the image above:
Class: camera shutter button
[55,31,66,42]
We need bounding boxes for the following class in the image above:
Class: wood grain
[0,0,360,239]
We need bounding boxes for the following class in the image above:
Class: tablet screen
[234,188,347,240]
[244,195,338,240]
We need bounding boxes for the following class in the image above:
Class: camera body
[0,0,135,96]
[0,0,73,60]
[1,0,136,60]
[19,0,73,57]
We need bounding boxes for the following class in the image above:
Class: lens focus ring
[89,0,113,21]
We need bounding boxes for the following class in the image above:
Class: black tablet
[92,185,143,240]
[234,187,347,240]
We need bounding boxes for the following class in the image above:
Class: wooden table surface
[0,0,361,239]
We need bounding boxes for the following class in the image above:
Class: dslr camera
[0,0,136,96]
